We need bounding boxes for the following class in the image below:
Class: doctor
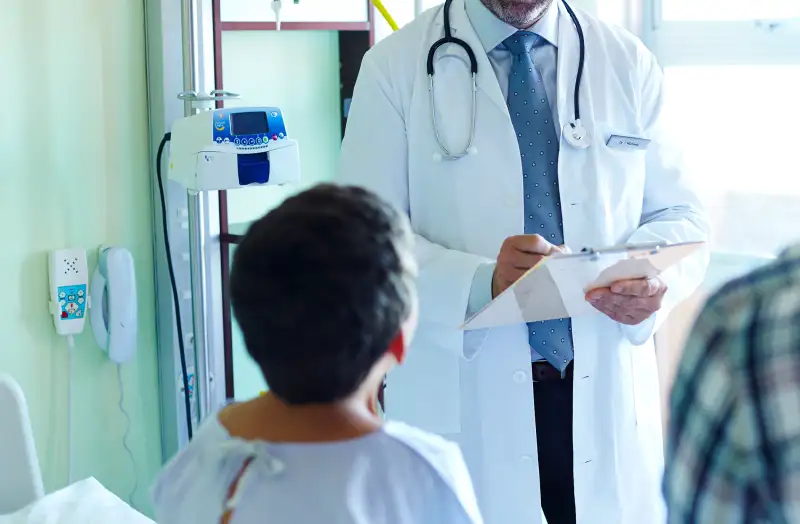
[338,0,709,522]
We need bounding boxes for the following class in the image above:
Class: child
[151,184,483,524]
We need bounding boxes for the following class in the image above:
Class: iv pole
[177,0,233,436]
[146,0,233,456]
[179,0,209,436]
[177,0,241,437]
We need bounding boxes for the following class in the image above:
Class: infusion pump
[168,107,301,192]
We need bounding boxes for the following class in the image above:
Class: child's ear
[387,331,407,365]
[368,388,380,416]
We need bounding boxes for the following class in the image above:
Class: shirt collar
[464,0,560,53]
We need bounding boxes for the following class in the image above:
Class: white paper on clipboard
[462,241,706,331]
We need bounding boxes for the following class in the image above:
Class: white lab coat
[337,1,710,523]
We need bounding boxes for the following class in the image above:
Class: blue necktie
[504,32,574,371]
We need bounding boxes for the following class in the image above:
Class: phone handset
[90,247,137,364]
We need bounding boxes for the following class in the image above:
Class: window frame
[642,0,800,65]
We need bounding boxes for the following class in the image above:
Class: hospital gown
[151,414,483,524]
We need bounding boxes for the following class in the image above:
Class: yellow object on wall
[372,0,400,31]
[0,0,161,516]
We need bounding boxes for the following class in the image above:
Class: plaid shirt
[664,245,800,524]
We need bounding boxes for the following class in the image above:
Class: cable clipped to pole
[156,133,194,441]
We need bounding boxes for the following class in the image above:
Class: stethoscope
[427,0,591,161]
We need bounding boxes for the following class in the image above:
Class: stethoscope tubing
[427,0,587,159]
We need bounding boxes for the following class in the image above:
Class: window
[660,0,800,22]
[642,0,800,415]
[644,1,800,256]
[662,65,800,255]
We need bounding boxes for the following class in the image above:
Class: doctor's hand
[492,235,563,298]
[585,278,667,325]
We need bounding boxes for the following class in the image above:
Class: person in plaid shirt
[664,245,800,523]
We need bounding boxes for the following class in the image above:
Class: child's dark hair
[230,184,416,405]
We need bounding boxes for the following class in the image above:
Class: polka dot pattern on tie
[504,31,574,370]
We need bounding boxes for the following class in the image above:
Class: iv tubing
[372,0,399,31]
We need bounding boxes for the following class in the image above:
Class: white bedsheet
[0,478,154,524]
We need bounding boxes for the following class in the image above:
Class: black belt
[532,360,574,382]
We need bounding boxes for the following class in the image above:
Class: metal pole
[181,0,199,116]
[414,0,424,18]
[187,195,212,424]
[180,0,213,429]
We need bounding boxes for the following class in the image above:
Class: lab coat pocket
[628,345,639,427]
[385,321,461,434]
[600,124,647,157]
[629,340,662,438]
[463,329,489,361]
[598,127,647,173]
[629,340,667,478]
[596,125,648,219]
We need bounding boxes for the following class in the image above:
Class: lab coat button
[520,455,534,463]
[513,370,527,383]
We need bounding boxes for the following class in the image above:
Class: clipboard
[462,240,706,331]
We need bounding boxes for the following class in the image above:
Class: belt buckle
[532,361,566,382]
[531,361,542,383]
[531,361,551,383]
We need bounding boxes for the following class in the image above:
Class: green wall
[221,30,343,400]
[0,0,162,515]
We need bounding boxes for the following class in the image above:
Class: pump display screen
[231,112,269,136]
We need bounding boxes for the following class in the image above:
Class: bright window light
[662,0,800,22]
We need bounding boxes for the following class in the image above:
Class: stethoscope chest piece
[563,120,592,150]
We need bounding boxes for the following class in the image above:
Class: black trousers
[534,372,576,524]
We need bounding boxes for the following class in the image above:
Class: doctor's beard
[480,0,554,29]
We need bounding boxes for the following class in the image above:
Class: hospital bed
[0,374,154,524]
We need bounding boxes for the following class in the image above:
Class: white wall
[0,0,162,514]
